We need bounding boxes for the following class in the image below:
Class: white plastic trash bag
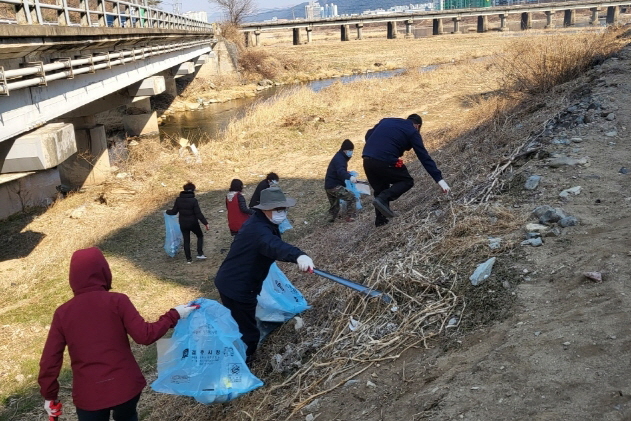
[256,263,310,323]
[151,298,263,404]
[163,211,183,257]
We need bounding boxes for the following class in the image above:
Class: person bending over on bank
[325,139,358,223]
[166,181,209,264]
[249,172,279,209]
[38,247,197,421]
[226,178,254,236]
[362,113,450,227]
[214,187,314,364]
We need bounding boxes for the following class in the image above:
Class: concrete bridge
[241,0,630,45]
[0,0,218,219]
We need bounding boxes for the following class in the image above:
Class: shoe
[196,255,207,260]
[187,260,192,264]
[372,197,396,218]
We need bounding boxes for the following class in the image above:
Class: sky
[177,0,300,20]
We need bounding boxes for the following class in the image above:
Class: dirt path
[298,44,631,421]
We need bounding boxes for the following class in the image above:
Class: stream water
[159,68,409,141]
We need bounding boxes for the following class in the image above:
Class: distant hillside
[246,1,422,22]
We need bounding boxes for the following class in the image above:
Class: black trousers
[76,393,141,421]
[363,157,414,226]
[180,222,203,261]
[219,292,259,357]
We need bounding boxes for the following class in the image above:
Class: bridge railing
[0,0,213,31]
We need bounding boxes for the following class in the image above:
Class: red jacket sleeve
[116,294,180,345]
[38,311,66,401]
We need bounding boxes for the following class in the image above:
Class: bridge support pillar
[590,7,599,25]
[306,28,313,43]
[387,21,397,39]
[544,11,554,28]
[452,17,461,33]
[499,14,508,31]
[293,28,302,45]
[159,70,177,97]
[122,98,159,138]
[405,20,414,38]
[356,23,363,40]
[433,18,443,35]
[520,12,532,30]
[606,6,619,24]
[477,15,488,33]
[58,116,111,188]
[341,24,350,41]
[563,9,575,27]
[254,31,261,46]
[244,31,254,47]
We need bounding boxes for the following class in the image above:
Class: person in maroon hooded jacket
[38,247,198,421]
[226,178,254,236]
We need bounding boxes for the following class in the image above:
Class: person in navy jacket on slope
[362,114,451,227]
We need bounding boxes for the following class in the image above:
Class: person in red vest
[226,179,254,236]
[38,247,197,421]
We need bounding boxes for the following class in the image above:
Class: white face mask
[345,150,353,158]
[269,210,287,225]
[269,180,279,186]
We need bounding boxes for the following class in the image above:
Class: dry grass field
[1,21,629,420]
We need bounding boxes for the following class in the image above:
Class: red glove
[394,159,404,168]
[44,400,62,419]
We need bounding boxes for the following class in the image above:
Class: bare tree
[209,0,256,25]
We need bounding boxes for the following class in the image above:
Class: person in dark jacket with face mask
[166,181,209,263]
[38,247,197,421]
[215,187,314,362]
[324,139,357,222]
[249,172,279,209]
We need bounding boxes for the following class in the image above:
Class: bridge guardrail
[0,0,213,31]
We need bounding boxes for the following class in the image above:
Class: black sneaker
[372,197,396,218]
[187,260,192,264]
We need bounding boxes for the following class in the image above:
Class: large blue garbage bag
[151,298,264,404]
[344,179,363,210]
[163,211,183,257]
[256,263,310,323]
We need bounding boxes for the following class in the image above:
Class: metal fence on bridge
[0,0,213,31]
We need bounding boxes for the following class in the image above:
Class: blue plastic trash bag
[152,298,263,404]
[256,263,310,323]
[163,211,183,257]
[279,218,293,233]
[343,179,363,210]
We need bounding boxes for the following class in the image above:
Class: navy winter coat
[166,191,208,227]
[214,210,304,303]
[324,150,352,189]
[363,118,443,182]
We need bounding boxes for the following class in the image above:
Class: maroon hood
[69,247,112,295]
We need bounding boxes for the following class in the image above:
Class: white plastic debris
[294,316,304,331]
[469,257,496,286]
[348,316,361,332]
[559,186,582,198]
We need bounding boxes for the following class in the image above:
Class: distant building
[305,1,323,19]
[183,11,208,22]
[321,3,338,18]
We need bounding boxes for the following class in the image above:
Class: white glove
[438,179,451,193]
[297,255,314,272]
[350,176,358,183]
[174,304,198,319]
[44,400,62,418]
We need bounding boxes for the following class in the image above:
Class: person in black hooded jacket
[166,182,209,263]
[324,139,358,222]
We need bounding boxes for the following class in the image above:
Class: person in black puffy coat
[166,182,209,263]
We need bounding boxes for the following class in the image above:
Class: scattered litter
[471,386,480,390]
[447,317,459,327]
[294,316,304,331]
[488,237,502,250]
[619,167,629,174]
[562,341,571,346]
[534,331,541,336]
[521,238,543,247]
[470,257,496,286]
[559,186,582,198]
[348,317,361,332]
[583,272,603,283]
[390,306,399,312]
[366,381,377,388]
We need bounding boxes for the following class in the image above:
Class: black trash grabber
[311,268,393,304]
